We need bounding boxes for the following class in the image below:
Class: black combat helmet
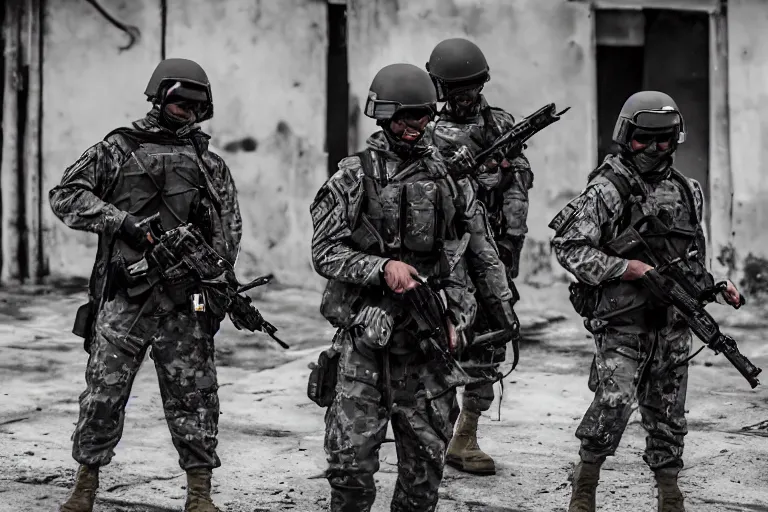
[426,38,490,101]
[364,63,437,121]
[144,58,214,121]
[612,91,685,147]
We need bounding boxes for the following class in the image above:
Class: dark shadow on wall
[326,2,349,177]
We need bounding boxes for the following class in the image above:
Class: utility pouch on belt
[307,334,342,407]
[73,301,96,353]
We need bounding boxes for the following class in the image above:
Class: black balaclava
[445,80,485,120]
[158,81,208,136]
[625,129,676,182]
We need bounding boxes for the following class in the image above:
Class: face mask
[628,132,674,177]
[447,84,483,119]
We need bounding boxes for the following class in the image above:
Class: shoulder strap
[668,168,699,224]
[481,106,503,138]
[588,163,645,233]
[356,149,387,187]
[103,128,141,161]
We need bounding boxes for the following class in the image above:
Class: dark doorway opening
[326,3,349,178]
[595,9,710,203]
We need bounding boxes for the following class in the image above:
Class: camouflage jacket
[550,154,713,289]
[49,108,242,305]
[428,96,533,278]
[310,131,513,333]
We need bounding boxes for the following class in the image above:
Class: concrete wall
[727,0,768,292]
[346,0,596,284]
[32,0,768,292]
[43,0,328,288]
[43,0,162,279]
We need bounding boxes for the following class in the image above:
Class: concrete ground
[1,281,768,512]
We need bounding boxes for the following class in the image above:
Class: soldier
[549,91,742,512]
[49,58,241,512]
[309,63,517,512]
[425,37,533,475]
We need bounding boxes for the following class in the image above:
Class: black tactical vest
[349,149,459,272]
[105,133,207,265]
[570,157,705,325]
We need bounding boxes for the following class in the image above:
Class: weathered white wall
[727,0,768,285]
[43,0,328,289]
[346,0,595,283]
[43,0,162,279]
[165,0,328,288]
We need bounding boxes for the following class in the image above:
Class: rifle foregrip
[722,347,762,389]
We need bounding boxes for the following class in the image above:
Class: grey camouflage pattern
[72,292,220,470]
[429,96,533,250]
[427,96,532,411]
[310,130,512,324]
[550,155,707,288]
[50,109,239,471]
[312,130,511,511]
[49,108,243,266]
[577,318,691,472]
[324,331,456,512]
[551,155,713,473]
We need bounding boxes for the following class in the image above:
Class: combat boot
[655,470,685,512]
[567,459,602,512]
[60,464,99,512]
[185,468,221,512]
[446,409,496,475]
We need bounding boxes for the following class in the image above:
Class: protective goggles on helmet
[613,107,686,146]
[629,131,675,152]
[364,91,436,121]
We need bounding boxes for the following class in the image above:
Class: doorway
[595,8,710,202]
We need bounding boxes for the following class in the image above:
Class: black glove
[118,214,153,251]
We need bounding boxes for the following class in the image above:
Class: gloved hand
[446,145,477,175]
[118,214,154,251]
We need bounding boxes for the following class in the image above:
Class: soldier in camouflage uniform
[424,38,533,475]
[549,91,742,512]
[49,58,241,512]
[309,63,517,512]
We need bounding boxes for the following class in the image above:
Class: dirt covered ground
[1,281,768,512]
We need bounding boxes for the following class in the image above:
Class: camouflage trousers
[577,318,691,472]
[324,332,458,512]
[71,292,221,470]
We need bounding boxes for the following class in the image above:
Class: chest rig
[105,130,210,266]
[596,159,700,267]
[350,149,458,266]
[570,158,704,324]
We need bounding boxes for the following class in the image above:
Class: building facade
[1,0,766,292]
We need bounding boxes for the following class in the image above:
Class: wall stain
[223,136,259,153]
[740,253,768,298]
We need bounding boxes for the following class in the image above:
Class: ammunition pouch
[73,300,97,353]
[319,279,367,328]
[307,341,342,408]
[569,281,600,320]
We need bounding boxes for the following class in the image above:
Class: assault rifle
[642,268,760,388]
[127,213,289,350]
[470,103,570,171]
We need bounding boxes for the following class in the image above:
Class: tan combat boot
[568,460,602,512]
[60,464,99,512]
[185,468,221,512]
[446,409,496,475]
[655,470,685,512]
